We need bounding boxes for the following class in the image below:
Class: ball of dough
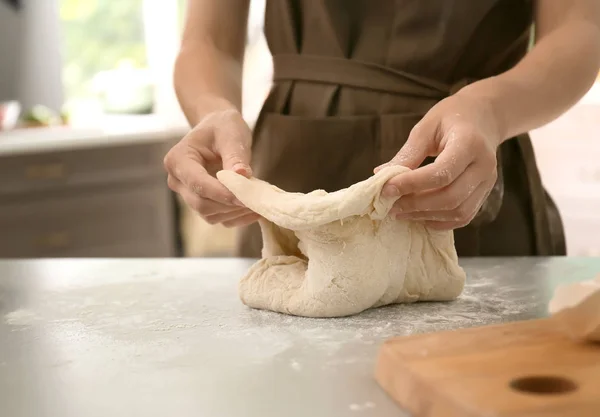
[218,166,466,318]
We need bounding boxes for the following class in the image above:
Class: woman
[165,0,600,258]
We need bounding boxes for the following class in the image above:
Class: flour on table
[349,402,376,411]
[217,166,466,318]
[4,309,39,326]
[289,359,302,371]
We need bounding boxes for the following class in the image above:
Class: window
[60,0,151,118]
[58,0,271,127]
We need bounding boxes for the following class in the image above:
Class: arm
[164,0,260,229]
[381,0,600,230]
[460,0,600,142]
[174,0,250,125]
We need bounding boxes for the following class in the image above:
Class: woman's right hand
[164,109,260,228]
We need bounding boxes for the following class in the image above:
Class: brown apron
[237,0,566,258]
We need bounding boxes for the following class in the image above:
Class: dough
[217,166,466,318]
[548,274,600,342]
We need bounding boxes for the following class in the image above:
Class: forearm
[173,0,249,127]
[459,3,600,143]
[174,42,243,126]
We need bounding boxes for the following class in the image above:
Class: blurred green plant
[60,0,148,100]
[178,0,186,32]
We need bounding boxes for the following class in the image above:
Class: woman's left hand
[376,92,504,230]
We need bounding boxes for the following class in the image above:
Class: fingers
[422,220,468,230]
[383,135,474,199]
[391,120,437,169]
[218,137,253,177]
[171,175,257,228]
[168,175,241,213]
[172,179,258,228]
[163,110,257,228]
[389,164,484,214]
[395,180,494,230]
[374,118,436,173]
[214,115,253,177]
[222,212,261,228]
[382,127,497,230]
[204,208,256,225]
[169,155,241,205]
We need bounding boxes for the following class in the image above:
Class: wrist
[193,95,239,125]
[456,78,509,147]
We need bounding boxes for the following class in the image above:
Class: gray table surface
[1,257,599,417]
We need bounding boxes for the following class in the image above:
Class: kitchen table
[1,257,598,417]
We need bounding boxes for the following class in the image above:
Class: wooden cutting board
[375,318,600,417]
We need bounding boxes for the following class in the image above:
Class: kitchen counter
[0,116,188,157]
[1,257,598,417]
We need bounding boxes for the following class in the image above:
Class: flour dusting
[4,309,39,326]
[290,359,302,371]
[350,402,376,411]
[1,260,544,374]
[0,258,581,417]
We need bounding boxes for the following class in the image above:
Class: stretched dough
[217,166,466,318]
[549,274,600,342]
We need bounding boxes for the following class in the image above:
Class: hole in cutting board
[509,376,578,395]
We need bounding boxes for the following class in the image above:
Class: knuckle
[410,117,435,138]
[166,175,178,191]
[395,177,416,195]
[435,169,453,186]
[409,123,424,139]
[163,152,175,172]
[189,182,206,198]
[454,205,474,222]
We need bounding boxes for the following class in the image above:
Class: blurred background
[0,0,598,258]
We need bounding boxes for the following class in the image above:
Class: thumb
[217,133,253,178]
[374,121,432,173]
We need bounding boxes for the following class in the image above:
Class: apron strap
[273,54,451,99]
